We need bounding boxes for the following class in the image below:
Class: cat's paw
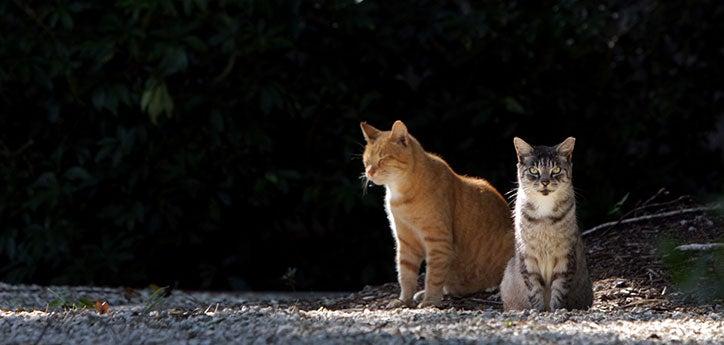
[414,290,443,308]
[416,299,442,308]
[530,303,546,312]
[387,298,412,309]
[528,295,546,311]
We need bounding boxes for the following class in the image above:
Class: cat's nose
[366,166,377,177]
[540,179,550,186]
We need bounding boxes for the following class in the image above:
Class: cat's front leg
[520,255,545,311]
[390,225,424,308]
[418,233,452,308]
[549,274,569,311]
[549,254,574,310]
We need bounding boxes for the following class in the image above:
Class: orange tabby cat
[361,120,514,307]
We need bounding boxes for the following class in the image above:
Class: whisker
[358,172,370,195]
[504,181,519,207]
[506,195,517,208]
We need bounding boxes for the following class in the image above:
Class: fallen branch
[638,188,667,211]
[675,243,724,251]
[620,298,666,308]
[582,205,720,237]
[601,189,669,238]
[633,196,690,214]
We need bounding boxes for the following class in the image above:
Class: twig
[11,0,57,39]
[0,139,34,158]
[582,205,721,237]
[212,51,240,84]
[675,243,724,251]
[640,188,667,208]
[467,298,502,305]
[11,140,33,156]
[635,196,690,213]
[620,298,665,308]
[609,188,667,230]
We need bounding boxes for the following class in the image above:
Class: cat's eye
[551,167,561,174]
[528,167,539,175]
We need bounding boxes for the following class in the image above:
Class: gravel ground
[0,282,722,344]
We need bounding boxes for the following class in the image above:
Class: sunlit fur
[500,137,593,311]
[361,120,514,308]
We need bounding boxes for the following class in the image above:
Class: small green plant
[660,237,724,303]
[143,285,172,312]
[607,193,630,216]
[281,267,298,292]
[47,288,95,310]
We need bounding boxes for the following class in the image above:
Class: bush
[0,0,722,290]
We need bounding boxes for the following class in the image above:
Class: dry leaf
[95,300,110,314]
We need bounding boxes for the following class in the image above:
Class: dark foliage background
[0,0,722,291]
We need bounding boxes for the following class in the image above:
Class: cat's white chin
[368,178,383,186]
[523,189,559,217]
[368,172,399,186]
[367,175,389,185]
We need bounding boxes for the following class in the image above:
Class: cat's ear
[390,120,408,147]
[513,137,533,161]
[360,122,381,142]
[556,137,576,160]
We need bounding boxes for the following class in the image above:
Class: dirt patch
[263,195,723,313]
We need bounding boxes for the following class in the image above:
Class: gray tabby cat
[500,137,593,311]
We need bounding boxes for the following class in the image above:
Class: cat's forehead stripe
[520,145,568,167]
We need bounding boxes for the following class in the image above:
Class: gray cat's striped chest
[516,196,577,246]
[519,196,575,225]
[515,194,578,280]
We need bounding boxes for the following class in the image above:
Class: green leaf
[503,97,525,114]
[59,9,74,30]
[184,36,207,52]
[141,81,174,124]
[608,193,630,216]
[260,84,282,114]
[48,299,65,308]
[160,46,188,75]
[78,298,95,308]
[91,88,105,110]
[95,138,118,163]
[193,0,207,11]
[141,88,153,112]
[210,111,224,132]
[64,167,92,181]
[182,0,193,15]
[33,172,58,188]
